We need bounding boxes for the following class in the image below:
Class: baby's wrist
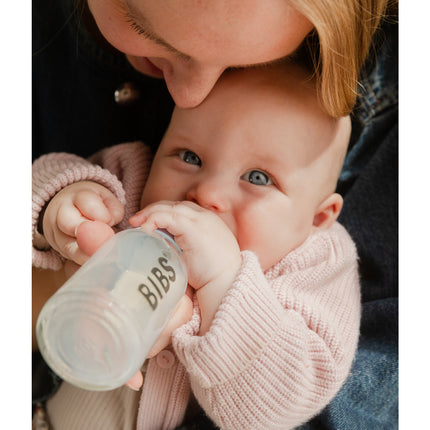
[195,256,242,335]
[33,199,54,251]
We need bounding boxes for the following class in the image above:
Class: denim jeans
[33,1,398,427]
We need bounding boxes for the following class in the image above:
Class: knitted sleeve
[32,142,153,270]
[172,222,361,430]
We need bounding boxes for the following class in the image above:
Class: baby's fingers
[51,229,91,266]
[76,221,115,257]
[56,203,91,237]
[100,191,125,226]
[125,371,143,391]
[129,201,173,227]
[129,210,148,228]
[74,190,116,225]
[130,201,195,233]
[146,287,193,358]
[52,221,115,265]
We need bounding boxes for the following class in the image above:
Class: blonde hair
[290,0,397,117]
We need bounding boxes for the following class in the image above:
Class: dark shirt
[33,0,174,160]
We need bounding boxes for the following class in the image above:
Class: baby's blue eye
[242,170,272,186]
[179,150,201,166]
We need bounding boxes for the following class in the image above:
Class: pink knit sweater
[33,142,361,430]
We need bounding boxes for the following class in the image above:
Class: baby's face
[141,67,348,269]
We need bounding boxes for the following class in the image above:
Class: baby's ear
[312,193,343,229]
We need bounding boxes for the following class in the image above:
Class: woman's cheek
[88,0,149,55]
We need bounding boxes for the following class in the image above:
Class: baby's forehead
[218,63,316,101]
[219,65,351,148]
[170,63,351,169]
[211,66,330,126]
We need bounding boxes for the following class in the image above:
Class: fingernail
[138,224,152,234]
[125,382,140,391]
[74,223,82,237]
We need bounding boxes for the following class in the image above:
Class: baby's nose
[186,179,231,213]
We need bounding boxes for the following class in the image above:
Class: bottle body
[36,229,187,391]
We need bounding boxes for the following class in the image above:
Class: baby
[32,63,360,430]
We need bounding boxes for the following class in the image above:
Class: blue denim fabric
[33,1,398,427]
[296,19,399,430]
[340,21,398,186]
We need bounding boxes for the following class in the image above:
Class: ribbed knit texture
[173,226,360,430]
[46,381,141,429]
[34,143,360,429]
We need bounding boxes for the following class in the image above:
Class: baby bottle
[36,228,187,391]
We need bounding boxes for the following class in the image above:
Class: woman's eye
[242,170,272,186]
[178,150,201,166]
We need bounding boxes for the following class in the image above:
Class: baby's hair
[290,0,397,117]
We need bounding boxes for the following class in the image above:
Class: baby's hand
[42,181,124,265]
[127,201,242,390]
[130,201,242,335]
[130,201,241,290]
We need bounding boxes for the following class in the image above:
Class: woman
[33,0,398,428]
[33,0,393,157]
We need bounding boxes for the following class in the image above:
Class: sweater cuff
[172,251,284,388]
[32,153,126,270]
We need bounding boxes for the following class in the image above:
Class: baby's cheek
[234,214,265,253]
[139,186,158,210]
[235,213,286,270]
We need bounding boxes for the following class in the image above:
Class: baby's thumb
[76,220,115,256]
[101,191,125,227]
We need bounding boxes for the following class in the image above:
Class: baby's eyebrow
[123,0,192,60]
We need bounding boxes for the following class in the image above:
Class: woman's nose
[186,178,231,212]
[163,63,224,108]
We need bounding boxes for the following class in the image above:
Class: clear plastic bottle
[36,228,187,391]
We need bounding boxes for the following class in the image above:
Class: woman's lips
[126,55,164,78]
